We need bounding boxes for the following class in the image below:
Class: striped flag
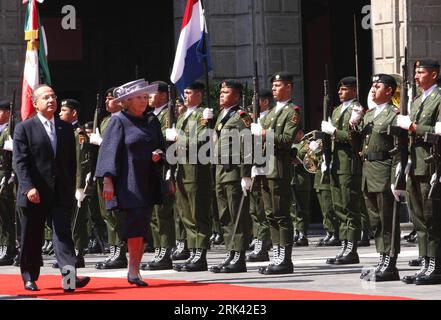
[170,0,212,97]
[21,0,51,121]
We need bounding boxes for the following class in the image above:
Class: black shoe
[87,238,102,254]
[213,234,224,245]
[75,255,85,268]
[99,245,127,269]
[246,250,269,262]
[209,233,217,243]
[402,256,429,284]
[220,251,247,273]
[326,240,347,264]
[24,281,39,291]
[357,238,370,247]
[181,249,207,272]
[369,255,399,282]
[141,248,173,271]
[75,276,90,288]
[95,245,115,269]
[404,229,416,241]
[415,257,441,285]
[0,246,16,266]
[52,262,59,269]
[41,240,49,253]
[293,230,299,243]
[324,234,340,246]
[334,241,359,265]
[173,249,195,271]
[361,253,385,280]
[44,241,54,255]
[172,241,191,261]
[128,274,148,287]
[294,235,309,247]
[261,246,293,275]
[210,251,233,273]
[317,232,332,247]
[409,256,423,267]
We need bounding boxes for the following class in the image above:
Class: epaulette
[239,110,252,127]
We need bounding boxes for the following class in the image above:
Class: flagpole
[200,0,211,110]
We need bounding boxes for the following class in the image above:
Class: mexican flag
[21,0,51,121]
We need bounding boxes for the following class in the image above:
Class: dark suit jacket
[13,116,76,208]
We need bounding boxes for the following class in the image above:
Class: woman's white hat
[113,79,158,103]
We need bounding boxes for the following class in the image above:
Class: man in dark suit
[13,84,90,292]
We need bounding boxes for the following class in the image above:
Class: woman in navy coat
[95,79,164,286]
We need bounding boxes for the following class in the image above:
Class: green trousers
[291,166,311,234]
[151,194,176,249]
[249,178,271,244]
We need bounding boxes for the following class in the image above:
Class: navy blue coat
[95,110,165,209]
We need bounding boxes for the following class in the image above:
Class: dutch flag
[170,0,212,97]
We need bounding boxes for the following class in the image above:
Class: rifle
[320,65,332,183]
[0,91,16,196]
[424,132,441,200]
[165,85,177,195]
[92,93,101,134]
[387,47,409,192]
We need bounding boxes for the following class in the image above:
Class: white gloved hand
[321,121,336,135]
[431,173,437,186]
[165,169,172,181]
[395,160,412,177]
[397,115,412,130]
[349,106,364,126]
[309,140,319,152]
[85,172,92,183]
[241,177,252,196]
[251,122,263,136]
[3,136,13,151]
[166,125,178,142]
[75,188,86,207]
[321,161,327,173]
[90,128,103,146]
[0,177,5,186]
[435,122,441,135]
[251,166,266,178]
[391,184,405,202]
[202,108,214,120]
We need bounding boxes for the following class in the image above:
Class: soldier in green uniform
[140,81,175,271]
[359,74,400,281]
[310,138,340,246]
[251,72,300,275]
[247,89,273,262]
[291,131,311,247]
[166,81,212,272]
[90,87,128,269]
[0,98,17,265]
[209,80,252,273]
[398,59,441,285]
[321,77,363,265]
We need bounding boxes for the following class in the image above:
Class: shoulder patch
[291,112,300,125]
[239,110,252,127]
[200,118,209,126]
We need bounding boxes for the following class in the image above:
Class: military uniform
[173,102,212,272]
[210,88,252,273]
[0,121,17,265]
[401,60,441,285]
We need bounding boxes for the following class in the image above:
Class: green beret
[185,81,205,91]
[372,74,397,91]
[151,81,169,93]
[0,98,11,110]
[415,59,440,70]
[259,89,273,99]
[270,71,293,83]
[219,79,242,92]
[338,76,357,88]
[60,99,80,111]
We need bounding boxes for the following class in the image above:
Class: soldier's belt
[363,152,391,161]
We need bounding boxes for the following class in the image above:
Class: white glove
[202,108,214,120]
[251,166,266,178]
[349,106,364,126]
[85,172,92,183]
[435,122,441,135]
[165,169,172,181]
[395,159,412,177]
[165,126,178,142]
[3,136,13,151]
[241,177,252,196]
[321,121,336,135]
[75,188,86,207]
[0,177,5,186]
[397,115,412,130]
[391,184,405,202]
[431,173,437,186]
[321,161,327,173]
[90,128,103,146]
[309,140,319,152]
[251,122,263,136]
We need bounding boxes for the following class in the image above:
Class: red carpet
[0,274,412,300]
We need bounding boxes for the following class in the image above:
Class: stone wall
[173,0,304,106]
[0,0,25,99]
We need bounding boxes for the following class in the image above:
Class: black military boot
[74,249,86,268]
[324,233,340,246]
[404,229,417,243]
[172,240,191,261]
[293,230,300,243]
[209,233,217,244]
[248,238,257,251]
[357,231,370,247]
[87,238,102,254]
[142,247,173,270]
[246,239,270,262]
[95,245,115,269]
[415,257,441,285]
[262,245,294,275]
[408,256,423,267]
[360,253,385,280]
[173,248,195,271]
[141,247,160,270]
[41,240,49,254]
[0,246,16,266]
[294,233,309,247]
[317,232,332,247]
[213,234,224,245]
[220,251,247,273]
[402,256,429,284]
[43,241,54,255]
[335,241,359,265]
[258,245,279,274]
[210,251,234,273]
[181,248,207,272]
[371,254,399,282]
[326,240,347,264]
[99,244,128,269]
